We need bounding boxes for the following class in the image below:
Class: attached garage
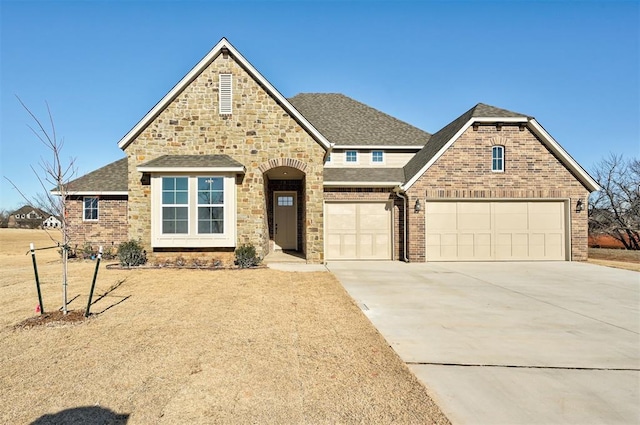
[425,201,567,261]
[325,202,392,260]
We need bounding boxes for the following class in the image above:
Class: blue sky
[1,0,638,210]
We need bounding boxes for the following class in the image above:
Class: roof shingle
[324,168,405,184]
[289,93,431,147]
[65,158,128,193]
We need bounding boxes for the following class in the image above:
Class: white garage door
[426,201,566,261]
[325,202,391,260]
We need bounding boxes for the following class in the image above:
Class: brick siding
[405,124,590,261]
[66,195,128,250]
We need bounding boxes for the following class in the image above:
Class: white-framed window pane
[492,146,504,172]
[84,197,98,220]
[372,151,383,163]
[162,206,188,234]
[198,206,224,234]
[162,177,189,234]
[346,151,357,162]
[197,177,224,234]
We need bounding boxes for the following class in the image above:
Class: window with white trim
[492,145,504,172]
[162,177,189,233]
[372,151,384,164]
[83,197,99,221]
[152,175,236,248]
[197,177,224,234]
[219,74,232,115]
[346,150,358,163]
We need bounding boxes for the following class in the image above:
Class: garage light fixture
[414,199,422,213]
[575,199,584,213]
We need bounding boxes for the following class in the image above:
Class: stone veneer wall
[323,188,402,260]
[124,52,325,262]
[405,124,590,262]
[66,195,128,250]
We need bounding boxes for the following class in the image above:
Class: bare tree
[589,153,640,250]
[4,97,77,313]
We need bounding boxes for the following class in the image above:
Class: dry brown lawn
[0,229,449,424]
[588,247,640,272]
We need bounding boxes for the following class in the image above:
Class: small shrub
[191,257,205,268]
[235,244,261,268]
[210,258,223,268]
[102,246,116,260]
[175,255,186,267]
[117,239,147,267]
[81,242,96,259]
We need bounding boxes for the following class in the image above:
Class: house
[62,38,599,263]
[42,215,62,229]
[8,205,47,229]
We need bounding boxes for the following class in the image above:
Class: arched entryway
[259,159,308,259]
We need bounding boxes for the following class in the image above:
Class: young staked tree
[589,153,640,250]
[5,98,77,313]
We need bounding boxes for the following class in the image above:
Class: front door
[274,191,297,250]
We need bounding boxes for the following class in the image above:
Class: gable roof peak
[117,37,332,151]
[470,102,531,119]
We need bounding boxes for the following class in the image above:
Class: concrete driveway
[327,261,640,425]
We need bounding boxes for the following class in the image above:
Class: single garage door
[325,202,391,260]
[426,201,566,261]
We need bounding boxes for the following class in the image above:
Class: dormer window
[346,151,358,163]
[492,145,504,172]
[219,74,232,115]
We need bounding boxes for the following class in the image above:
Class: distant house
[60,37,600,263]
[42,215,62,229]
[8,206,47,229]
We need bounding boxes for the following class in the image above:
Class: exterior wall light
[415,199,422,213]
[575,199,584,213]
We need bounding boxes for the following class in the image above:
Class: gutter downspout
[323,143,335,163]
[393,186,409,262]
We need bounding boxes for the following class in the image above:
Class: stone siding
[124,52,325,262]
[66,195,128,250]
[405,124,590,261]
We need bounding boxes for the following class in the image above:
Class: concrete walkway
[328,261,640,425]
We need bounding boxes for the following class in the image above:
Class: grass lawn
[588,247,640,272]
[0,229,449,424]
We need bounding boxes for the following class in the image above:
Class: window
[346,151,358,163]
[492,146,504,172]
[197,177,224,234]
[162,177,188,233]
[325,153,332,163]
[277,195,294,206]
[83,197,99,221]
[372,151,384,164]
[152,175,236,248]
[219,74,232,115]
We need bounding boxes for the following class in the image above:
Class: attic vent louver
[219,74,232,115]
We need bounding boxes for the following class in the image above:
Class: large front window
[152,175,236,248]
[197,177,224,234]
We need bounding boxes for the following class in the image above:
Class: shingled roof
[138,155,244,170]
[288,93,431,147]
[65,157,128,193]
[403,103,529,185]
[324,168,405,185]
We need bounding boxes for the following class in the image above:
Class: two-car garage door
[426,201,567,261]
[325,202,391,260]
